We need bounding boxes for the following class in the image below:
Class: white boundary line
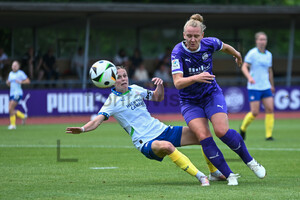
[90,167,118,170]
[0,144,299,151]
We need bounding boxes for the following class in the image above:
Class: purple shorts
[180,90,227,124]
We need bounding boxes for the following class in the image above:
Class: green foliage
[0,119,300,199]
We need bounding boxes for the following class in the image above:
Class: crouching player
[66,66,227,186]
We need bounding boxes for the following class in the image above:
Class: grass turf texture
[0,119,299,200]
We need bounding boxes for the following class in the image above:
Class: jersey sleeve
[171,54,184,75]
[244,50,254,65]
[207,37,223,52]
[98,94,115,120]
[7,72,12,81]
[20,70,28,80]
[268,52,273,67]
[131,84,154,101]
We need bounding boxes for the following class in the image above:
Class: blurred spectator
[0,47,9,80]
[113,48,128,66]
[130,48,143,69]
[123,59,135,80]
[133,63,149,86]
[154,63,172,87]
[71,46,84,80]
[157,46,172,67]
[21,46,42,80]
[39,48,59,81]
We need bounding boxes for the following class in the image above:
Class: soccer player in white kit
[6,60,30,129]
[66,66,229,186]
[240,32,275,141]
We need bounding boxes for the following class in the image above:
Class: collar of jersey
[181,41,201,53]
[111,87,132,96]
[256,47,266,54]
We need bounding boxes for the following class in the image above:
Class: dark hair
[116,66,125,70]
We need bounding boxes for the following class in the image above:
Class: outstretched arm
[221,43,243,67]
[66,114,106,134]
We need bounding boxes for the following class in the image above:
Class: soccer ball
[89,60,117,88]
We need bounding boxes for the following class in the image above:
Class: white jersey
[244,47,272,90]
[99,85,168,151]
[7,70,27,96]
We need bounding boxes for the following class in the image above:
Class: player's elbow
[174,82,184,90]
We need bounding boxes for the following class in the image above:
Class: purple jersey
[171,37,223,102]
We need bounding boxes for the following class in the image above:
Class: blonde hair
[255,32,267,40]
[184,14,206,33]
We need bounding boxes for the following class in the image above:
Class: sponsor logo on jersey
[188,63,211,75]
[126,98,145,110]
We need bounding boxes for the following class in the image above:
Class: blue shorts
[248,89,273,102]
[141,126,182,162]
[9,95,23,102]
[180,90,227,124]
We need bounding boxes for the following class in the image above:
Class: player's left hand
[152,77,163,85]
[66,127,83,134]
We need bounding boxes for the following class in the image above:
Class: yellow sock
[241,112,255,131]
[168,148,198,176]
[202,148,218,173]
[265,113,274,138]
[16,110,25,119]
[10,115,16,126]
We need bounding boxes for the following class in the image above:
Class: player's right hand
[66,127,83,134]
[248,77,255,84]
[194,72,215,84]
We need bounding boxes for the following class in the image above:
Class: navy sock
[200,137,232,178]
[220,129,253,164]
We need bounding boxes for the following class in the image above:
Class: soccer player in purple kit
[171,14,266,185]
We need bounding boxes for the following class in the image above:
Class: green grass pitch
[0,119,299,200]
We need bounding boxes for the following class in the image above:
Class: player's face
[183,26,204,51]
[115,69,128,92]
[11,61,20,72]
[256,34,267,49]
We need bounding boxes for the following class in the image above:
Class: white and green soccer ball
[89,60,117,88]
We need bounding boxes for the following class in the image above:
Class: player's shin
[10,115,16,126]
[168,148,209,186]
[16,110,25,119]
[201,148,218,173]
[220,129,253,164]
[168,148,201,176]
[241,112,255,132]
[200,137,232,178]
[265,113,274,138]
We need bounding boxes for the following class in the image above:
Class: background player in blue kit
[6,60,30,129]
[67,66,232,186]
[171,14,266,185]
[240,32,275,141]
